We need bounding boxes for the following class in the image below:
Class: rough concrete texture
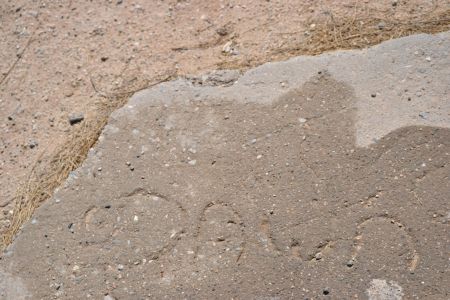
[1,32,449,299]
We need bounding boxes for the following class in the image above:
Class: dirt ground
[0,0,449,246]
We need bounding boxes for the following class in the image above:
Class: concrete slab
[1,32,449,299]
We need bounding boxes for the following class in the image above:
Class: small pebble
[346,259,354,267]
[216,26,228,36]
[222,41,239,55]
[68,113,84,125]
[418,112,428,119]
[29,10,39,17]
[28,139,38,149]
[64,90,74,97]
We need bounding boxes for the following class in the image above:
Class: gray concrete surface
[1,32,449,299]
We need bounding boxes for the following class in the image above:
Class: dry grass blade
[274,10,450,57]
[217,10,449,70]
[0,74,174,250]
[1,111,108,248]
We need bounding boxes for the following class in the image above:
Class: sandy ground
[0,1,449,237]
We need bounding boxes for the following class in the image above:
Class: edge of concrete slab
[116,31,449,147]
